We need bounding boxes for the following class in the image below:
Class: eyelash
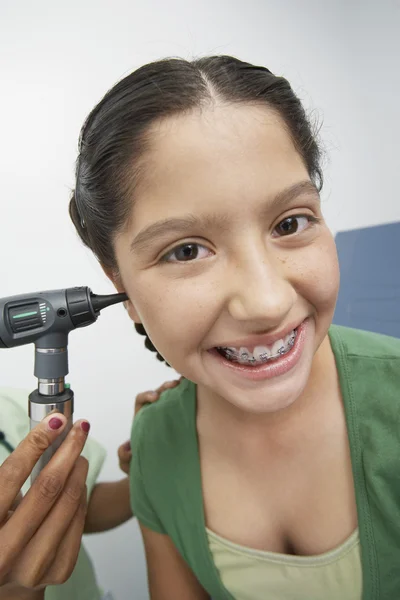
[271,214,320,238]
[160,243,212,264]
[160,214,320,264]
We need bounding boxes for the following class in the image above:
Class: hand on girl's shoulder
[134,377,183,416]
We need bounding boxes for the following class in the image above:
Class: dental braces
[220,330,297,363]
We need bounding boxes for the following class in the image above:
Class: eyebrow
[269,180,319,211]
[130,180,319,254]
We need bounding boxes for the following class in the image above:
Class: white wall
[0,1,399,598]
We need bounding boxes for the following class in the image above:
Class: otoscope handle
[29,388,74,483]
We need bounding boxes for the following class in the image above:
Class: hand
[117,378,182,475]
[134,378,182,417]
[0,413,91,596]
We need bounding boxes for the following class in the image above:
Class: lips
[207,319,308,382]
[216,329,297,365]
[210,320,303,355]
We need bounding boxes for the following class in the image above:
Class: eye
[272,215,317,237]
[161,242,212,263]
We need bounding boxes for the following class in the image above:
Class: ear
[101,264,142,324]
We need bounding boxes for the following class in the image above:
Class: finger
[41,487,87,587]
[155,379,181,394]
[134,380,181,415]
[118,441,131,461]
[10,458,88,588]
[135,390,159,404]
[136,382,178,406]
[0,511,14,526]
[0,413,69,522]
[134,392,158,415]
[118,442,132,475]
[118,460,130,475]
[10,492,23,512]
[0,421,90,567]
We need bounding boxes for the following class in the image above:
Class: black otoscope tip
[90,292,128,314]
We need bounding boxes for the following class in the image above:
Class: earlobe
[125,300,142,325]
[101,263,142,325]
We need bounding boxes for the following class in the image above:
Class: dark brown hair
[69,55,323,362]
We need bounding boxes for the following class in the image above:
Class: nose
[226,251,296,328]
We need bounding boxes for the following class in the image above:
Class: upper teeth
[220,330,296,364]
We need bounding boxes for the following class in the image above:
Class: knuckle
[29,428,51,453]
[37,472,63,502]
[0,459,23,488]
[64,479,85,505]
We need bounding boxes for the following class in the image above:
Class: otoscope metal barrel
[29,385,73,482]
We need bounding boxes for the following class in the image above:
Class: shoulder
[130,377,197,498]
[131,378,196,451]
[329,325,400,361]
[129,379,197,533]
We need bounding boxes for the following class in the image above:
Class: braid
[134,323,169,365]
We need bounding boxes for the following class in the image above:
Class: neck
[196,335,338,447]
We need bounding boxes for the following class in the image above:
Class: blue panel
[333,222,400,339]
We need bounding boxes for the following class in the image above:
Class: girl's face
[113,104,339,413]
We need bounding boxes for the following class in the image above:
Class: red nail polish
[49,417,63,430]
[81,421,90,434]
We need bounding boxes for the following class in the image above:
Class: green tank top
[130,325,400,599]
[0,387,106,600]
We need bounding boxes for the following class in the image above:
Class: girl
[69,56,400,599]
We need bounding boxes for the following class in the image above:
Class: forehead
[130,104,309,229]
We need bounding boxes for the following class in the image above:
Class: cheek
[284,236,340,310]
[129,276,219,351]
[306,240,340,308]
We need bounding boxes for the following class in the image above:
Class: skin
[110,103,356,598]
[0,381,179,600]
[114,104,339,416]
[0,415,90,600]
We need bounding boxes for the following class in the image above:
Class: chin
[214,373,310,415]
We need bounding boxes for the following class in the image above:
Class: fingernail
[149,392,158,398]
[48,417,63,431]
[81,421,90,434]
[123,441,131,451]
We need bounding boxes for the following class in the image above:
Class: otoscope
[0,286,127,481]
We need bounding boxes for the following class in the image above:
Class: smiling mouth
[215,329,297,366]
